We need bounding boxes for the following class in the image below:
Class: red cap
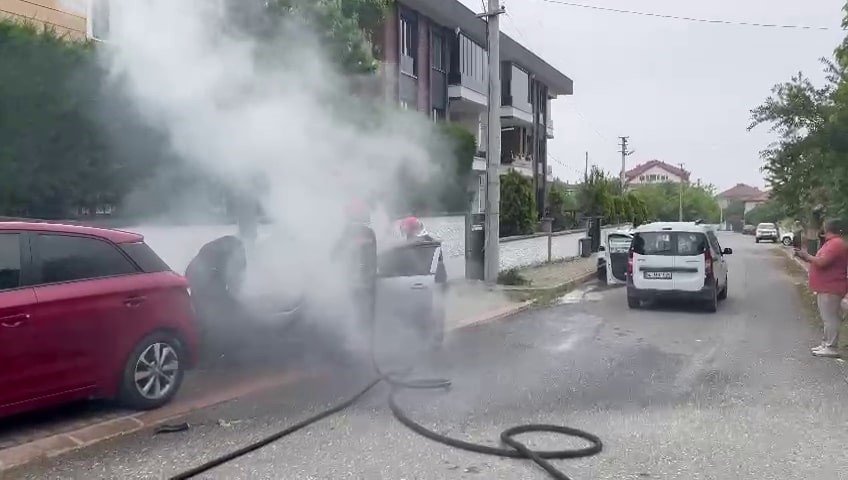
[399,216,422,236]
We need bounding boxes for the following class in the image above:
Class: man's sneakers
[811,344,841,358]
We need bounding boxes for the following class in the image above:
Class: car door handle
[1,314,30,328]
[411,283,427,290]
[124,296,147,308]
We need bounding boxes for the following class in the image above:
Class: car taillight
[627,249,634,275]
[704,248,713,278]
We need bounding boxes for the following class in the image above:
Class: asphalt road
[8,233,848,480]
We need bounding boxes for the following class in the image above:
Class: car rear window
[378,243,439,277]
[120,242,171,273]
[632,232,707,256]
[757,223,775,229]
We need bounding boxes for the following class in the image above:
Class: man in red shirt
[795,219,848,358]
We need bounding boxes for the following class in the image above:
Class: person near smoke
[398,216,447,285]
[184,235,249,362]
[332,198,378,330]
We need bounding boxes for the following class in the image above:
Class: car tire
[627,296,640,309]
[755,238,760,243]
[704,285,718,313]
[782,237,792,246]
[119,332,185,410]
[718,280,728,301]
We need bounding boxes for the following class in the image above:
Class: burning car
[185,223,447,361]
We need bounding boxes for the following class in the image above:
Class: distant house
[624,160,690,187]
[716,183,769,215]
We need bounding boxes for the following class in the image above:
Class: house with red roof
[716,183,770,214]
[624,160,691,187]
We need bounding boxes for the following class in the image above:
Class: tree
[629,183,720,223]
[392,123,476,215]
[577,166,618,217]
[749,2,848,225]
[625,193,649,226]
[500,170,536,237]
[745,200,786,226]
[547,180,577,230]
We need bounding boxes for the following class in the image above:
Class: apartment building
[379,0,573,217]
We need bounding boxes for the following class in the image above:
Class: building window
[400,15,418,76]
[432,33,445,72]
[89,0,110,40]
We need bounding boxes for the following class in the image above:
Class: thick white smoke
[99,0,447,351]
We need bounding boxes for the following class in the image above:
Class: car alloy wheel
[134,342,180,400]
[782,237,792,246]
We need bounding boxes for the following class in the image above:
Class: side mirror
[722,248,733,255]
[597,246,606,252]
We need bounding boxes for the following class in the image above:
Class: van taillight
[704,248,713,278]
[627,249,634,275]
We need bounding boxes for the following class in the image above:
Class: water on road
[10,233,846,480]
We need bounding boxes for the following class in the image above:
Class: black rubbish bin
[579,237,593,258]
[466,213,485,280]
[587,217,602,252]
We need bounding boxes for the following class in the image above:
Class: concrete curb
[0,371,309,473]
[447,300,537,332]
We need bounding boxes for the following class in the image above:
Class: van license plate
[644,272,672,279]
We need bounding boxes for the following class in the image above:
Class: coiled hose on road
[168,338,603,480]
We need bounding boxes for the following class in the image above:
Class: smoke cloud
[97,0,450,353]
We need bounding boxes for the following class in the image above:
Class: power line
[504,11,532,49]
[537,0,834,31]
[573,109,613,142]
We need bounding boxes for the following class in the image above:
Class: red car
[0,222,198,419]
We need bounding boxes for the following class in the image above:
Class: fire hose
[168,324,602,480]
[171,234,602,479]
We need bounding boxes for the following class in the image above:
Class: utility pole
[584,151,588,179]
[618,136,633,191]
[678,162,685,221]
[482,0,504,285]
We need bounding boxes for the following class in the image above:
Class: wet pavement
[8,233,848,480]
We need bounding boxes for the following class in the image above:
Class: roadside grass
[503,275,597,307]
[773,248,848,349]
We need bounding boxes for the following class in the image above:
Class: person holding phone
[795,218,848,357]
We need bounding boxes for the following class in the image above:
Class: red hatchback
[0,222,198,419]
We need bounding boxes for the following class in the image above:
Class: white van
[627,222,732,312]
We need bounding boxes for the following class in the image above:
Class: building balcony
[472,152,487,172]
[448,33,488,113]
[500,95,534,127]
[500,154,534,179]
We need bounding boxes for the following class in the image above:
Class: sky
[458,0,846,192]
